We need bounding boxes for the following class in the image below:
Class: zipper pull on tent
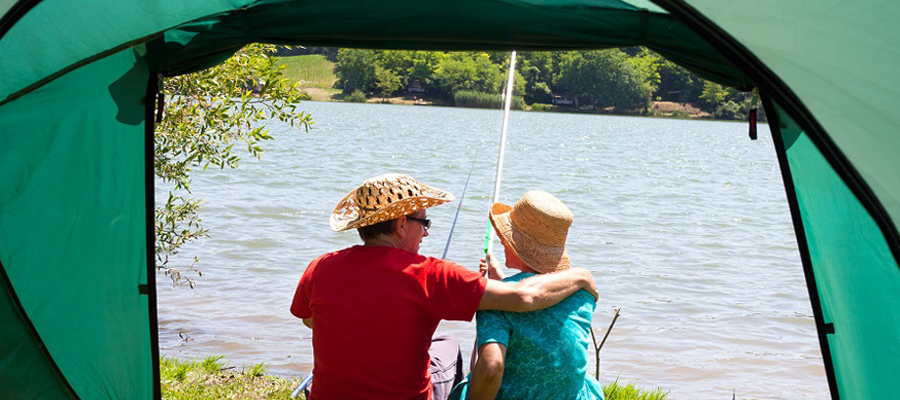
[749,87,759,140]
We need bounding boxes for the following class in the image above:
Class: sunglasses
[406,216,432,230]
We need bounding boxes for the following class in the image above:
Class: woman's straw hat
[331,174,454,232]
[489,191,572,273]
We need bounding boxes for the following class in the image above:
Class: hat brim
[331,185,453,231]
[489,202,570,273]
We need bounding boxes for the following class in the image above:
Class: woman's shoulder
[502,271,537,283]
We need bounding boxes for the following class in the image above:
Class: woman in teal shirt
[467,191,604,400]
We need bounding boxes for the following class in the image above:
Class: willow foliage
[155,44,312,285]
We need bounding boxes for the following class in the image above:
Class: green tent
[1,0,897,398]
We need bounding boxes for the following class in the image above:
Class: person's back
[476,272,602,399]
[466,190,604,400]
[293,245,483,399]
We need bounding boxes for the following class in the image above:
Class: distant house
[552,94,575,105]
[407,81,427,93]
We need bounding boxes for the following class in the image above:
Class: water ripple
[157,102,826,399]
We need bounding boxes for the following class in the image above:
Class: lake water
[156,101,829,399]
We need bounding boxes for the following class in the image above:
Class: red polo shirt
[291,245,487,400]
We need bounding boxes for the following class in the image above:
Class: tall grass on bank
[344,90,368,103]
[161,356,301,400]
[604,379,669,400]
[453,90,525,110]
[276,55,336,88]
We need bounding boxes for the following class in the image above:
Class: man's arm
[477,268,597,312]
[469,342,507,400]
[302,318,313,329]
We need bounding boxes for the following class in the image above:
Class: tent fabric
[770,103,900,398]
[0,46,152,398]
[0,0,751,104]
[669,0,900,264]
[2,0,900,399]
[146,0,751,88]
[0,0,254,104]
[1,263,73,399]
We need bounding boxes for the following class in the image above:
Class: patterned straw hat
[489,190,572,273]
[330,174,455,232]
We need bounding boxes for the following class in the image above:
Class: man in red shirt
[291,174,598,400]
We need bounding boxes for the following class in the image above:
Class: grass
[161,355,302,400]
[530,103,554,112]
[276,55,336,88]
[161,355,666,400]
[604,379,669,400]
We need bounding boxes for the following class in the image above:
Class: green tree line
[324,47,754,119]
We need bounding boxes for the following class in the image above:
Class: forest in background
[285,47,758,121]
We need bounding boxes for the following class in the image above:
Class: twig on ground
[590,307,622,380]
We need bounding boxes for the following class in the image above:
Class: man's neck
[363,235,403,249]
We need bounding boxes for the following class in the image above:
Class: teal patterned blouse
[475,272,604,400]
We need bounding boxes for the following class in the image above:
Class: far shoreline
[298,87,766,124]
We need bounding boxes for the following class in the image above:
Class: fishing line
[442,153,480,259]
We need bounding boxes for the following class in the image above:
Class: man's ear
[395,216,407,238]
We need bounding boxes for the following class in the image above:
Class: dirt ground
[650,101,709,117]
[301,87,341,102]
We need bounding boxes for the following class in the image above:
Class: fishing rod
[484,50,518,259]
[444,51,518,262]
[470,51,518,374]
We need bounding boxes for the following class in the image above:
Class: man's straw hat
[331,174,454,232]
[489,191,572,273]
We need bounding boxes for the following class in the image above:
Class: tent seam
[0,32,163,107]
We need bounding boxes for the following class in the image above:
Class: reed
[344,90,368,103]
[530,103,554,112]
[453,90,524,110]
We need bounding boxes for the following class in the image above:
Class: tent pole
[762,95,840,400]
[144,73,162,400]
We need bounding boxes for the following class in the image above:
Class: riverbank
[299,88,713,119]
[161,355,300,399]
[160,356,668,400]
